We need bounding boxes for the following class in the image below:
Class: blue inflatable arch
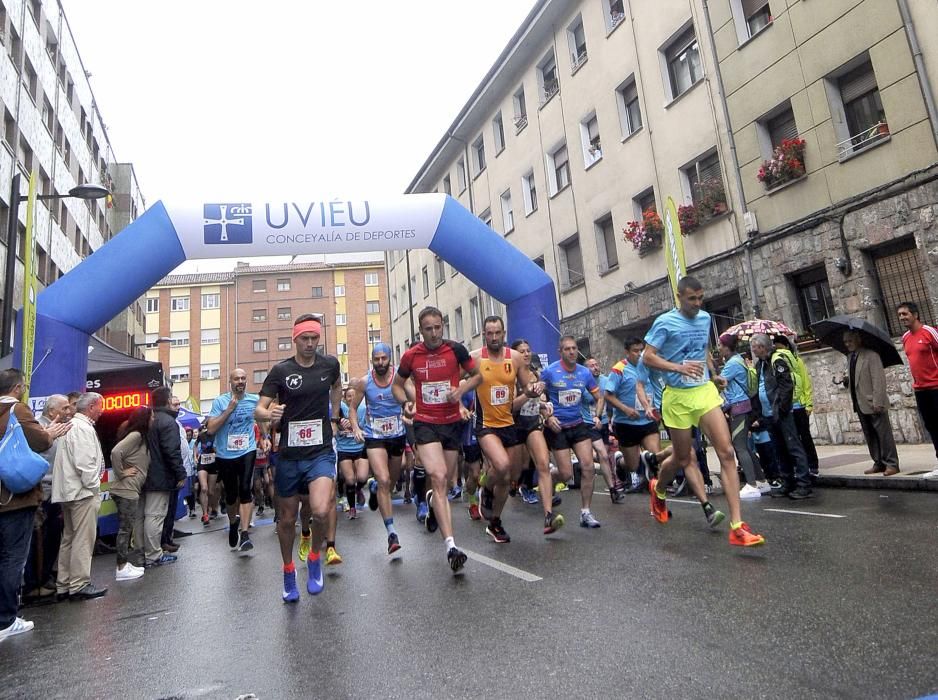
[19,194,559,397]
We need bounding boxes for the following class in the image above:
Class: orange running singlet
[475,347,517,429]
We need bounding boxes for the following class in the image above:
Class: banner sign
[663,196,687,305]
[21,171,39,400]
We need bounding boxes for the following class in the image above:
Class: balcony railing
[837,121,889,158]
[514,114,528,132]
[610,12,625,30]
[571,50,588,71]
[542,79,559,103]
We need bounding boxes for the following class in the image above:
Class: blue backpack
[0,408,50,496]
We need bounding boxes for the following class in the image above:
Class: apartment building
[394,0,938,443]
[144,261,388,413]
[0,0,145,355]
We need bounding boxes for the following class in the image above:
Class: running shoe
[729,522,766,547]
[508,481,518,498]
[282,570,299,603]
[706,508,726,529]
[554,482,568,493]
[256,505,265,517]
[551,494,562,507]
[447,485,463,501]
[325,546,343,565]
[357,488,366,507]
[447,546,467,572]
[0,617,34,641]
[579,511,601,528]
[518,485,539,505]
[468,503,482,521]
[387,532,401,555]
[210,510,218,520]
[648,478,670,524]
[610,482,626,504]
[298,533,312,562]
[485,519,511,544]
[639,449,659,481]
[543,512,565,535]
[188,508,197,519]
[201,514,210,527]
[416,501,429,524]
[479,487,495,522]
[237,531,254,553]
[347,507,358,520]
[403,493,413,504]
[367,478,379,511]
[739,484,762,500]
[425,491,439,533]
[307,557,324,595]
[228,524,239,549]
[338,497,350,512]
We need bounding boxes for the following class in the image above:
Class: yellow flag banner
[663,196,687,305]
[21,171,39,401]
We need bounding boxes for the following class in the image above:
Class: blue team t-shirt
[758,371,773,417]
[542,361,597,427]
[636,355,665,410]
[335,401,366,453]
[210,393,260,459]
[644,309,713,389]
[721,354,750,405]
[606,360,655,426]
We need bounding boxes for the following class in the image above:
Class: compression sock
[345,483,357,507]
[283,561,295,574]
[413,467,427,504]
[384,518,396,535]
[521,466,535,489]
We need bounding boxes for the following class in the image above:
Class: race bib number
[490,385,510,406]
[227,433,250,452]
[681,360,707,387]
[421,381,451,405]
[288,420,323,447]
[520,398,540,417]
[558,389,580,407]
[200,452,216,465]
[371,415,402,437]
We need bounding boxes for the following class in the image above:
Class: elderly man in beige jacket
[52,392,108,601]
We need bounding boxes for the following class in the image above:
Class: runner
[510,339,565,534]
[336,387,368,520]
[252,423,272,518]
[393,306,479,572]
[459,390,484,521]
[541,335,603,528]
[641,276,765,546]
[472,316,544,543]
[194,423,219,526]
[583,357,625,502]
[207,369,264,554]
[255,315,342,601]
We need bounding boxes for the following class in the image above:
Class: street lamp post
[1,173,110,357]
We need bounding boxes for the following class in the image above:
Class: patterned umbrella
[722,318,796,341]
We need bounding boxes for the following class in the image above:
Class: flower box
[757,137,806,191]
[623,209,663,255]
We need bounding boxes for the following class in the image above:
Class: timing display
[101,390,151,413]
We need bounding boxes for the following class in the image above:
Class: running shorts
[661,383,723,431]
[412,420,462,451]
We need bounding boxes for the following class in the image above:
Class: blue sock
[384,517,396,535]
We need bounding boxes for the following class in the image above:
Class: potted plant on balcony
[678,204,699,234]
[623,209,663,255]
[757,137,806,191]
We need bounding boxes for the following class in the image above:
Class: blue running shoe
[447,485,462,501]
[307,557,324,595]
[367,478,378,512]
[416,501,429,524]
[519,486,539,505]
[282,570,299,603]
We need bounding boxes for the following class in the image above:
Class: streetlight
[1,174,110,356]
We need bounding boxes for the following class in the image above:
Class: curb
[817,475,938,492]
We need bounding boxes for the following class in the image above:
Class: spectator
[110,407,152,581]
[52,392,108,601]
[0,370,65,641]
[159,396,190,553]
[65,392,80,419]
[139,387,185,567]
[840,330,900,476]
[898,302,938,479]
[773,336,819,478]
[718,335,767,498]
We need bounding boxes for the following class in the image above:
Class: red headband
[293,319,322,340]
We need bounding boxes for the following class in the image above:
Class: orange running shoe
[468,503,482,521]
[729,522,765,547]
[648,478,669,523]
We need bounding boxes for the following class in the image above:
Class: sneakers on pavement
[739,484,762,500]
[467,503,482,521]
[228,524,239,549]
[0,617,34,642]
[387,532,402,555]
[144,554,177,568]
[298,534,312,562]
[307,557,324,595]
[201,514,210,527]
[923,468,938,480]
[425,491,439,533]
[756,480,772,494]
[579,511,601,528]
[479,487,495,521]
[237,531,254,553]
[282,570,299,603]
[367,478,379,511]
[448,485,463,501]
[729,521,765,547]
[649,478,670,524]
[447,546,467,573]
[519,486,539,505]
[416,501,429,524]
[640,450,659,481]
[788,487,813,500]
[347,506,358,520]
[325,546,343,566]
[543,512,565,535]
[706,508,726,529]
[485,519,511,543]
[115,563,144,581]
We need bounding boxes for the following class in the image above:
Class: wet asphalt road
[1,487,937,700]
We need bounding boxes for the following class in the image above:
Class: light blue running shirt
[644,309,713,389]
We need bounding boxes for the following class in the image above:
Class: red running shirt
[902,325,938,390]
[397,340,475,424]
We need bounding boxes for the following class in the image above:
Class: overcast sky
[64,1,535,272]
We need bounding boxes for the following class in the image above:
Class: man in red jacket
[898,302,938,478]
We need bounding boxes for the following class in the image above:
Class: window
[169,332,189,347]
[144,333,159,348]
[170,367,189,382]
[559,235,584,289]
[567,15,587,70]
[311,286,323,298]
[683,152,727,218]
[744,0,772,37]
[479,208,492,227]
[434,256,446,286]
[24,58,38,102]
[548,144,570,195]
[793,266,835,330]
[200,399,214,414]
[470,297,481,336]
[472,135,486,175]
[278,337,292,351]
[277,278,291,291]
[421,266,430,297]
[595,215,619,273]
[581,113,602,166]
[336,314,347,326]
[277,307,291,320]
[170,296,189,312]
[513,86,528,132]
[253,370,266,384]
[522,171,538,215]
[365,271,379,286]
[635,188,657,219]
[367,301,380,314]
[538,52,559,103]
[616,78,642,137]
[252,279,266,293]
[443,175,452,195]
[665,26,703,100]
[500,190,514,233]
[872,239,935,336]
[200,364,221,380]
[704,291,744,345]
[334,285,345,297]
[201,293,220,309]
[454,306,464,341]
[252,308,267,322]
[604,0,626,32]
[146,298,159,313]
[836,60,887,157]
[337,342,348,354]
[766,105,798,149]
[253,338,268,352]
[201,328,220,345]
[533,256,546,270]
[457,158,467,192]
[391,293,398,318]
[368,329,382,343]
[492,112,505,153]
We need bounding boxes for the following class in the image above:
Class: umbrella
[810,315,903,368]
[722,318,796,341]
[176,406,204,430]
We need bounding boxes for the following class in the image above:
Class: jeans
[112,495,142,567]
[0,507,36,628]
[767,412,811,490]
[161,489,179,546]
[793,408,819,474]
[23,500,62,592]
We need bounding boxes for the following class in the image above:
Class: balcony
[514,114,528,133]
[837,121,889,160]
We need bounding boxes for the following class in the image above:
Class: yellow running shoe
[325,545,343,566]
[554,482,568,493]
[298,534,312,562]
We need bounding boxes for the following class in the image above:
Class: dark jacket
[144,407,185,492]
[752,349,795,420]
[0,400,53,513]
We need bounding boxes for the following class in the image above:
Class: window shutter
[839,63,878,103]
[742,0,769,18]
[768,110,798,144]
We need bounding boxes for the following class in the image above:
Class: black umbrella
[810,315,903,368]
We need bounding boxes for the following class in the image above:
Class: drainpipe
[701,0,762,317]
[896,0,938,150]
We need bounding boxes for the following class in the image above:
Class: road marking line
[763,508,846,519]
[461,548,542,582]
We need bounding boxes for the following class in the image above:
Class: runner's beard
[373,363,390,376]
